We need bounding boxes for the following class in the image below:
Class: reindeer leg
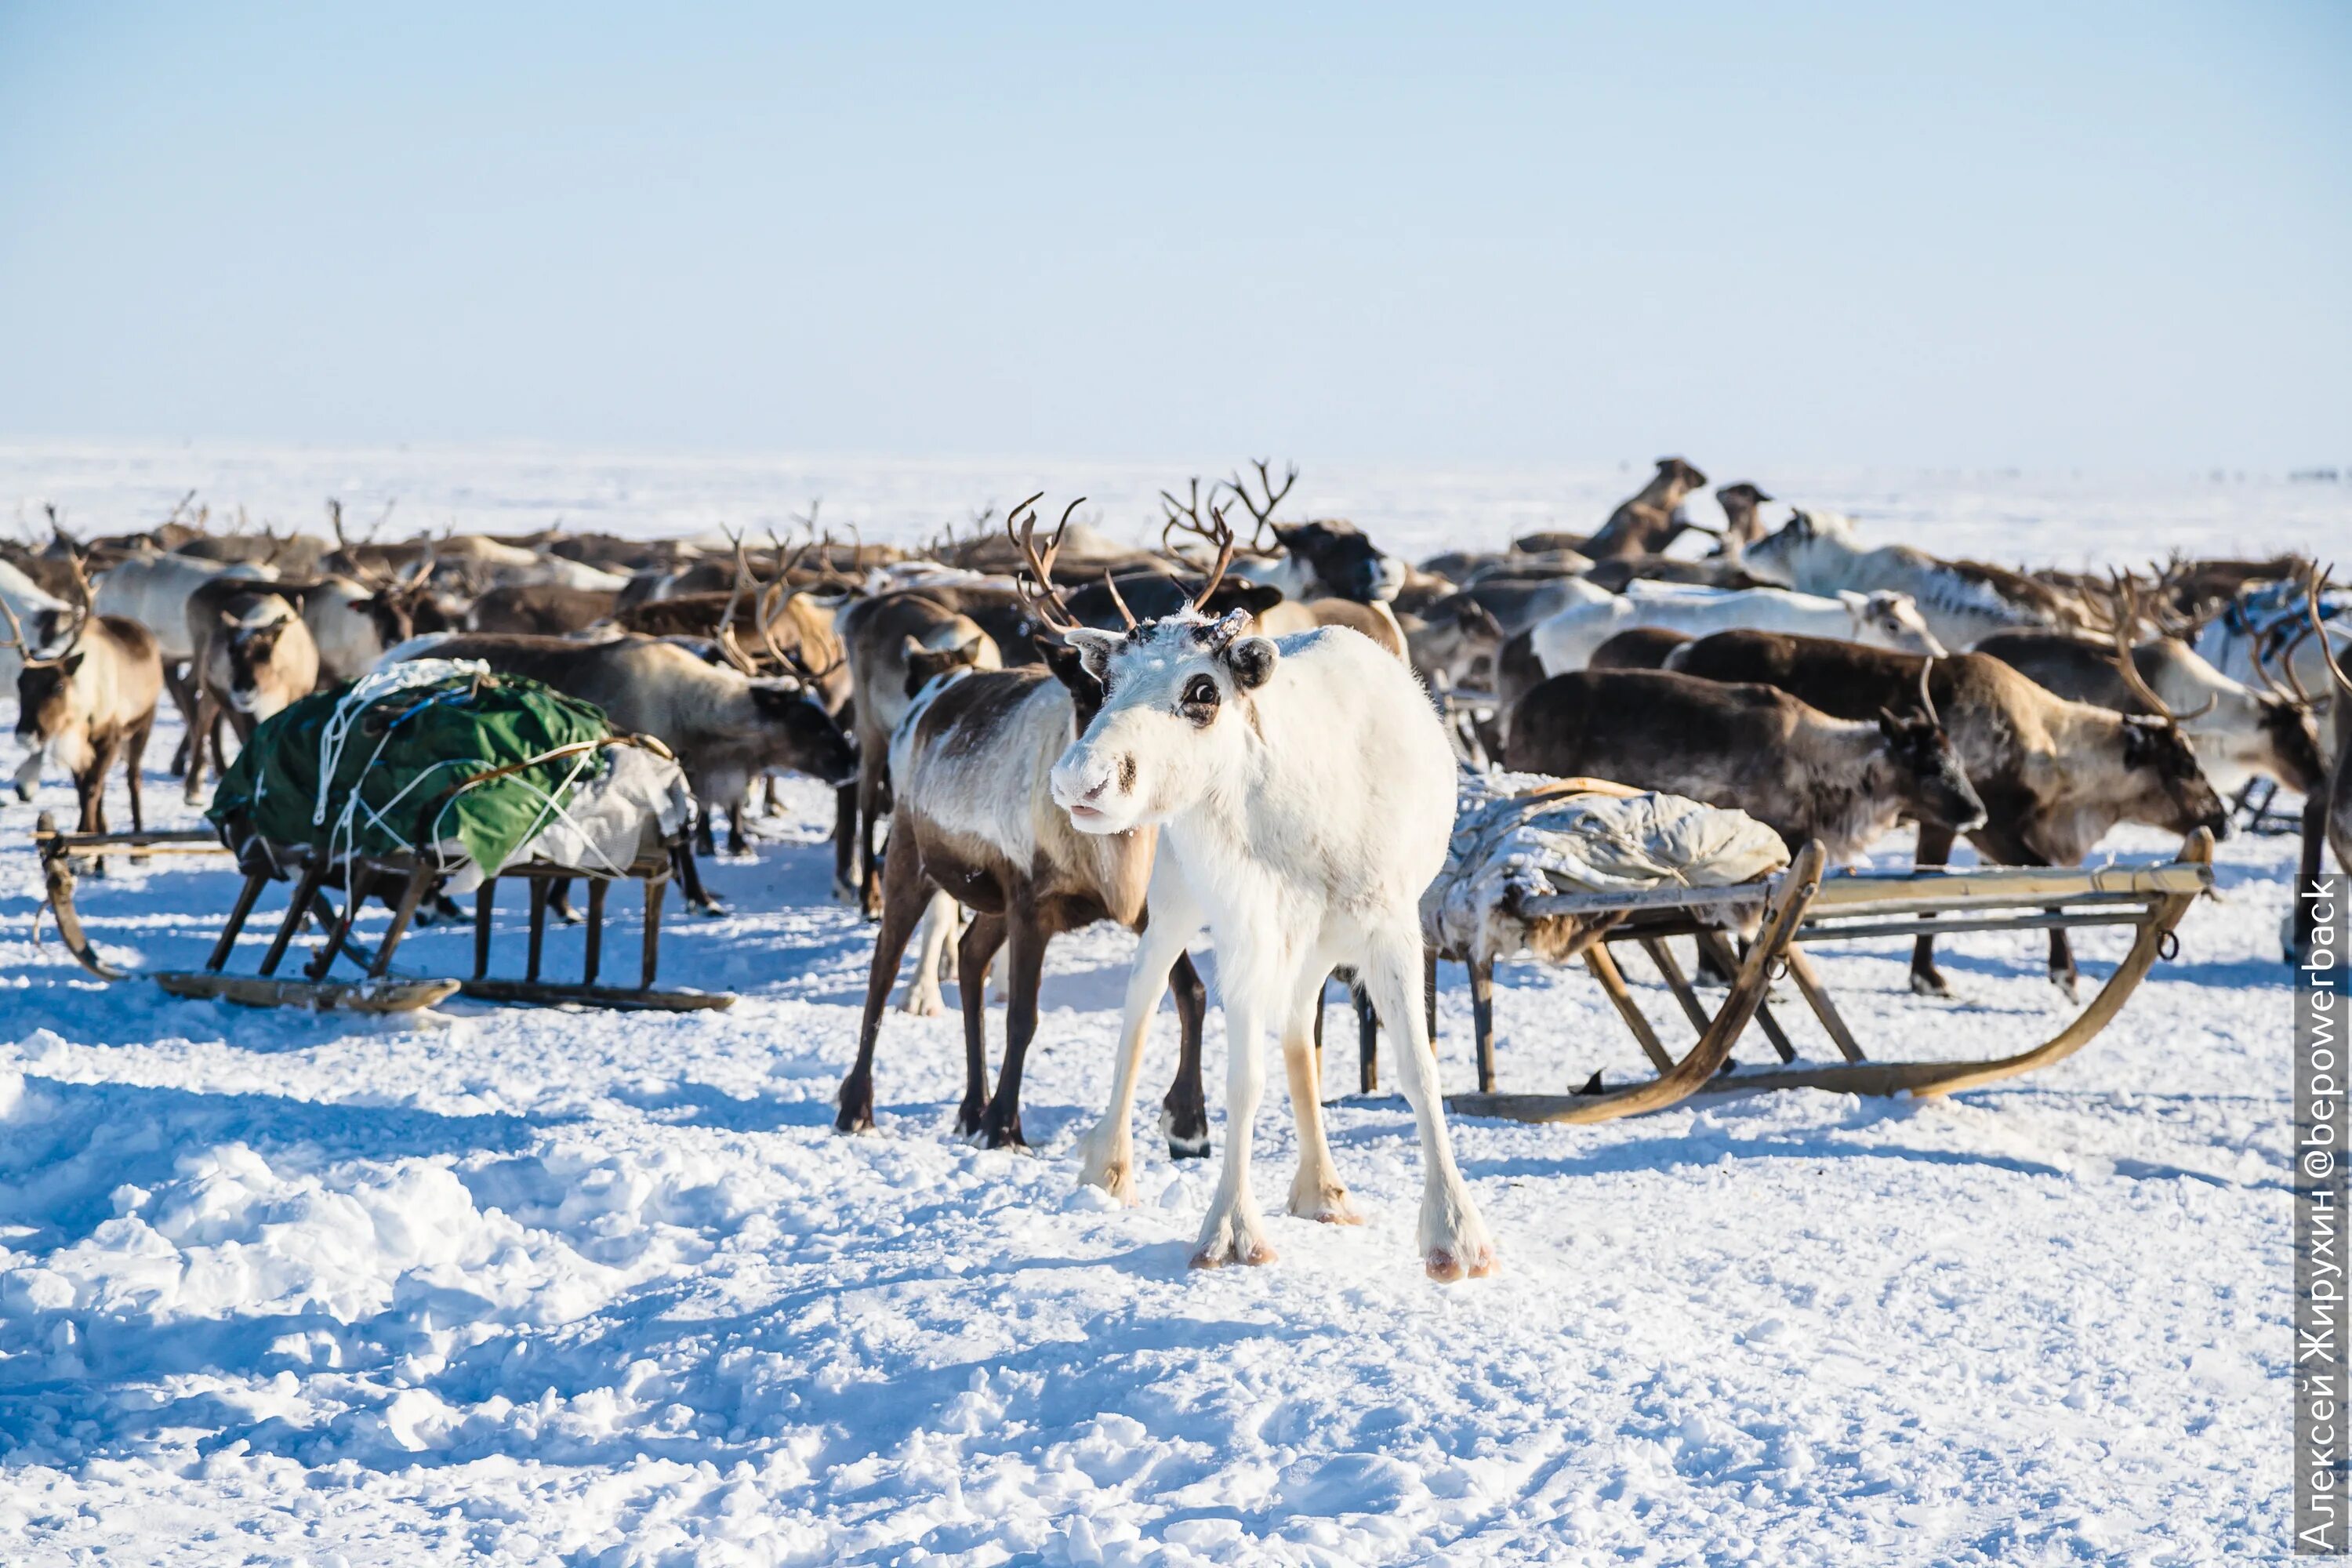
[1163,949,1211,1161]
[546,876,579,924]
[124,718,151,836]
[856,760,886,919]
[975,909,1050,1152]
[81,735,120,877]
[2048,927,2082,1003]
[1283,958,1362,1226]
[163,664,196,777]
[1908,821,1958,996]
[726,802,746,856]
[670,840,723,916]
[1076,896,1196,1200]
[898,889,956,1017]
[953,910,1007,1138]
[1193,976,1277,1270]
[183,690,217,804]
[1363,922,1496,1282]
[2292,793,2328,963]
[836,833,928,1135]
[692,803,717,858]
[832,782,860,904]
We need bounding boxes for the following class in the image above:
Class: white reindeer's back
[1244,626,1456,903]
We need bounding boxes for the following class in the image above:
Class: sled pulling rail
[1374,830,2216,1127]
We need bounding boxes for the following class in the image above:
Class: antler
[1916,658,1939,728]
[2312,565,2352,701]
[1007,492,1084,633]
[1157,485,1240,611]
[752,526,843,682]
[1222,458,1298,550]
[1102,569,1138,630]
[0,590,29,658]
[0,552,91,668]
[1159,479,1210,558]
[2107,573,2213,723]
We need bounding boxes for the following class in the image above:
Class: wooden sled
[33,817,733,1013]
[1351,829,2211,1126]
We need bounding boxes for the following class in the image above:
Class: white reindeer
[1527,580,1947,675]
[1741,508,2078,650]
[1044,512,1496,1281]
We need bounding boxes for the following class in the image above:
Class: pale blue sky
[2,3,2345,470]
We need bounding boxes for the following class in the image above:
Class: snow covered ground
[0,443,2341,1566]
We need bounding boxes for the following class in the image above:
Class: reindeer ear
[1062,626,1124,681]
[1226,636,1279,690]
[1040,641,1097,694]
[61,652,85,677]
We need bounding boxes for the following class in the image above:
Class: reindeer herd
[3,467,2347,1279]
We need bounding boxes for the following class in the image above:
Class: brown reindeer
[466,583,621,635]
[1581,457,1715,559]
[1504,667,1986,865]
[4,560,162,838]
[1713,482,1775,552]
[837,495,1211,1157]
[1667,630,2230,996]
[183,586,323,802]
[834,590,1005,909]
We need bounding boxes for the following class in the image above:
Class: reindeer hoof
[1192,1209,1278,1269]
[2051,972,2082,1004]
[975,1120,1029,1153]
[1425,1242,1499,1282]
[1289,1185,1364,1226]
[1190,1236,1279,1270]
[1081,1160,1138,1206]
[896,989,944,1019]
[1160,1107,1211,1161]
[834,1084,875,1135]
[1908,971,1951,999]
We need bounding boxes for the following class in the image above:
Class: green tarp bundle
[207,666,615,876]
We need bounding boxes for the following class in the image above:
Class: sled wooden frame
[31,816,733,1013]
[1415,828,2214,1127]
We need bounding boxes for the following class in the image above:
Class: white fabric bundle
[1422,769,1790,965]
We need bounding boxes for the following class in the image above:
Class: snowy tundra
[0,441,2343,1566]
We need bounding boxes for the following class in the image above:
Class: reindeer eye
[1180,673,1221,723]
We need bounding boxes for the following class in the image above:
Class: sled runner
[1344,772,2216,1124]
[1424,832,2213,1125]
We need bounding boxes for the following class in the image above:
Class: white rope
[307,659,489,826]
[428,746,630,878]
